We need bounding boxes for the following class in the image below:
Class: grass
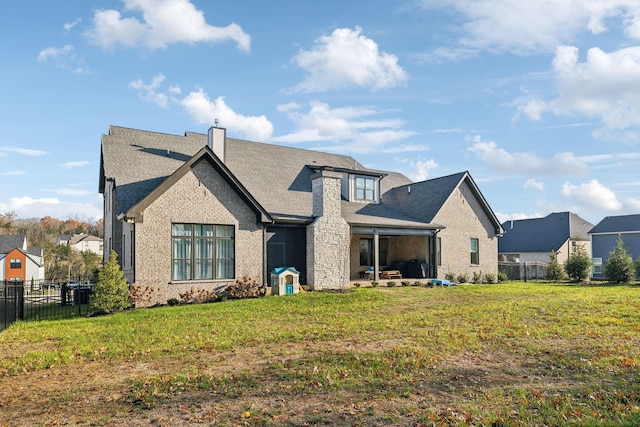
[1,282,639,425]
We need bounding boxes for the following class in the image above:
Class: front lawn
[1,282,639,426]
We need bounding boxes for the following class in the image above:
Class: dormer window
[355,176,375,201]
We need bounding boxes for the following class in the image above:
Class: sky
[1,0,640,226]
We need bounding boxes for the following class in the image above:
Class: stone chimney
[306,170,351,291]
[207,125,226,162]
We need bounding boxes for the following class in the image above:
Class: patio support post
[374,231,380,281]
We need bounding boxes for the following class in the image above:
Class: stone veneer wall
[307,170,350,290]
[433,180,498,278]
[132,160,264,305]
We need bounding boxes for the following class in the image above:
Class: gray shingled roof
[499,212,594,253]
[0,234,27,253]
[589,214,640,234]
[100,126,479,229]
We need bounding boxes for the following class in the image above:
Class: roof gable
[125,145,272,223]
[589,214,640,234]
[0,234,27,253]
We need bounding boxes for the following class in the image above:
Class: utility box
[270,267,300,296]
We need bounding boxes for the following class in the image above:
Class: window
[172,223,235,281]
[470,238,479,265]
[359,238,388,266]
[436,237,441,266]
[10,258,21,269]
[355,176,375,201]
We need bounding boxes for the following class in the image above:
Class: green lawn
[1,282,639,426]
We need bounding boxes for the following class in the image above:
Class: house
[99,125,503,305]
[57,233,104,256]
[588,214,640,280]
[0,234,45,283]
[498,212,593,279]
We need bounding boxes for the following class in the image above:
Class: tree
[603,236,635,284]
[90,250,130,313]
[635,256,640,281]
[564,245,592,282]
[546,251,564,282]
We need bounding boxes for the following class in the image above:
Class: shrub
[546,251,565,282]
[635,256,640,281]
[564,245,592,282]
[353,282,362,288]
[128,284,159,307]
[497,271,508,283]
[387,281,397,287]
[179,287,218,304]
[483,273,496,284]
[472,271,483,284]
[445,272,455,281]
[226,276,265,299]
[603,236,635,284]
[371,281,379,288]
[401,280,411,287]
[90,250,131,314]
[456,273,469,284]
[167,298,180,306]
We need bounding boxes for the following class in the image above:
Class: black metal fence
[498,262,550,281]
[1,280,95,331]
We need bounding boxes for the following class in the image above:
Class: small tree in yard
[564,245,592,282]
[90,250,130,313]
[603,236,635,284]
[546,251,564,282]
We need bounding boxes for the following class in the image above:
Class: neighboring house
[57,233,104,256]
[499,212,594,265]
[498,212,593,280]
[0,234,45,282]
[588,214,640,280]
[99,125,503,305]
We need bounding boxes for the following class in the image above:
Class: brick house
[99,125,503,305]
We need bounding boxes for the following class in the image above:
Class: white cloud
[0,146,46,156]
[85,0,250,51]
[129,74,169,108]
[518,45,640,142]
[64,18,81,31]
[495,211,543,223]
[51,188,92,196]
[179,89,273,141]
[60,161,91,169]
[289,27,407,93]
[417,0,640,58]
[523,178,544,191]
[273,100,420,154]
[0,171,25,176]
[37,44,88,74]
[0,196,102,221]
[561,179,623,211]
[409,159,439,181]
[466,135,588,176]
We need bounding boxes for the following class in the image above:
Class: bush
[635,256,640,281]
[387,281,397,287]
[371,281,379,288]
[564,245,592,282]
[128,284,159,307]
[353,282,362,288]
[167,298,180,306]
[445,272,455,281]
[604,236,635,283]
[456,273,469,284]
[226,276,265,299]
[401,280,411,287]
[497,271,508,283]
[90,250,131,314]
[483,273,496,284]
[472,271,483,284]
[179,287,218,304]
[546,251,565,282]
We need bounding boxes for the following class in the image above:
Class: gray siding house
[588,214,640,280]
[99,125,503,305]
